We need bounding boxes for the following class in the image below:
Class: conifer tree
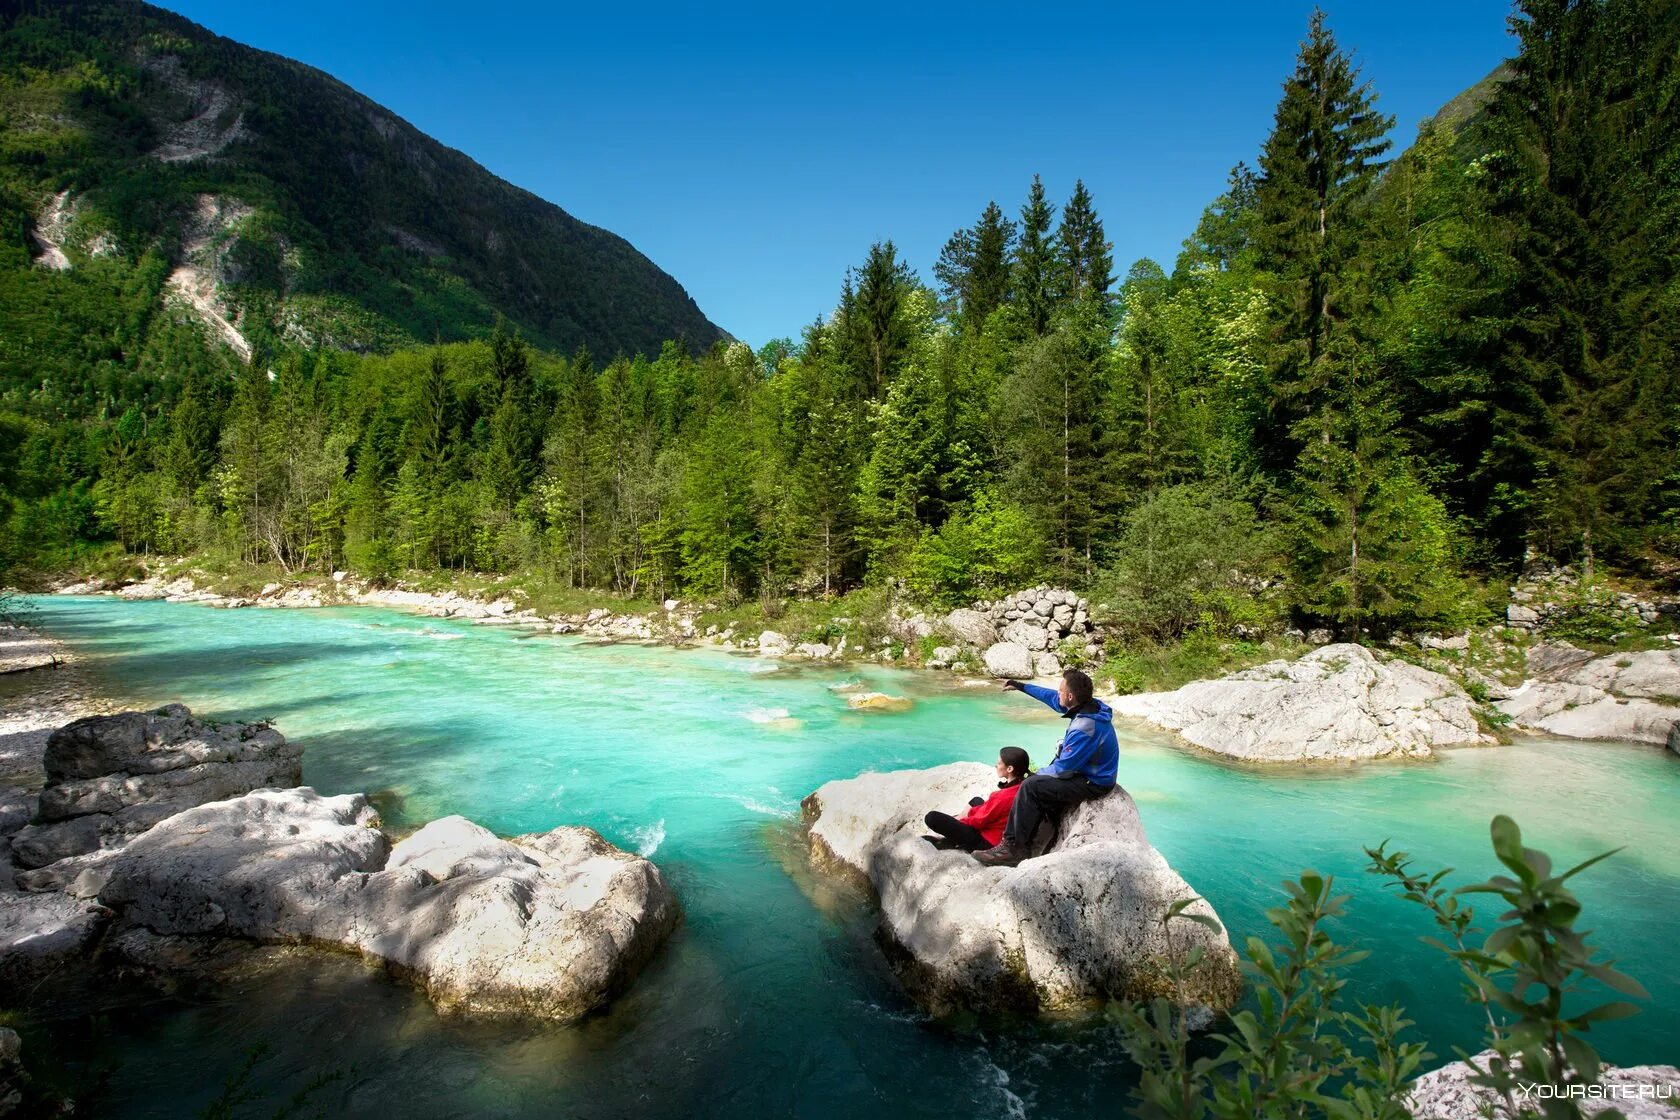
[1252,8,1394,470]
[1476,0,1680,567]
[542,348,600,585]
[405,347,453,484]
[841,241,915,396]
[935,202,1016,331]
[969,201,1016,325]
[1014,175,1058,337]
[1111,260,1192,504]
[1179,163,1259,274]
[1003,318,1108,580]
[1055,179,1114,313]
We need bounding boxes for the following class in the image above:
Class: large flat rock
[10,705,301,869]
[802,763,1240,1017]
[1408,1049,1680,1119]
[1111,644,1487,763]
[1498,646,1680,745]
[97,789,679,1021]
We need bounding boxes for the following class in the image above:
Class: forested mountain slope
[2,1,1674,649]
[0,0,726,368]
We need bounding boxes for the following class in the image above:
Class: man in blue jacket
[973,668,1117,867]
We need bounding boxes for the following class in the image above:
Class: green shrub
[904,490,1045,607]
[1112,816,1647,1120]
[1094,485,1283,643]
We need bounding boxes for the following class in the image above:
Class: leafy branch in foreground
[1370,815,1649,1120]
[1112,816,1646,1120]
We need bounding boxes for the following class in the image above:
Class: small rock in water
[846,692,912,713]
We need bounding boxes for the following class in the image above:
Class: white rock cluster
[98,793,679,1021]
[0,706,679,1021]
[803,763,1240,1016]
[944,587,1101,679]
[1111,644,1489,763]
[1505,569,1676,633]
[1497,644,1680,746]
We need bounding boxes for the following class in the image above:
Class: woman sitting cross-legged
[922,747,1032,852]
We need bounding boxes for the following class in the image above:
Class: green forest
[2,0,1676,644]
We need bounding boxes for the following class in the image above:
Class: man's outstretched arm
[1014,681,1066,714]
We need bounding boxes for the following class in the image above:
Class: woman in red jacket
[922,747,1032,852]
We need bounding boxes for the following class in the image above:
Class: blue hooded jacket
[1019,682,1118,787]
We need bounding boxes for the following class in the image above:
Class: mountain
[0,0,728,366]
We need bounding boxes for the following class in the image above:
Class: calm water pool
[19,596,1680,1117]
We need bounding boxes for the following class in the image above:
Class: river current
[18,596,1680,1117]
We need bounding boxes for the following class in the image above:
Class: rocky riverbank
[40,564,1680,763]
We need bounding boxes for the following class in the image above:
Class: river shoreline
[0,624,120,794]
[23,559,1680,764]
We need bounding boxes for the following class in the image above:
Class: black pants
[1002,772,1111,848]
[924,811,990,852]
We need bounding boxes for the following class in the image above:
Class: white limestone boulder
[943,608,997,648]
[97,789,679,1021]
[1408,1050,1680,1119]
[10,705,302,869]
[1497,647,1680,745]
[1111,644,1487,763]
[802,763,1240,1016]
[983,641,1035,680]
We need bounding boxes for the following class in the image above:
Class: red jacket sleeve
[960,788,1015,834]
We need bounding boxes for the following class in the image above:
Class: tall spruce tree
[1055,180,1115,313]
[840,241,915,396]
[933,201,1016,331]
[1252,8,1395,471]
[1014,175,1058,337]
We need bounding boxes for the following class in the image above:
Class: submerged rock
[9,705,301,869]
[845,692,912,713]
[97,790,679,1021]
[1497,647,1680,745]
[1111,644,1487,763]
[1408,1050,1680,1119]
[802,763,1240,1017]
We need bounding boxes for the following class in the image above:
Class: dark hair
[1062,668,1094,708]
[998,746,1031,778]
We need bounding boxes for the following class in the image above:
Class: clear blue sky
[158,0,1517,347]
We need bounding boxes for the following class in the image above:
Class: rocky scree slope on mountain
[1,0,726,359]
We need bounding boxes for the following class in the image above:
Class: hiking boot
[922,834,957,851]
[972,840,1025,867]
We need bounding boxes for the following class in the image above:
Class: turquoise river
[15,596,1680,1117]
